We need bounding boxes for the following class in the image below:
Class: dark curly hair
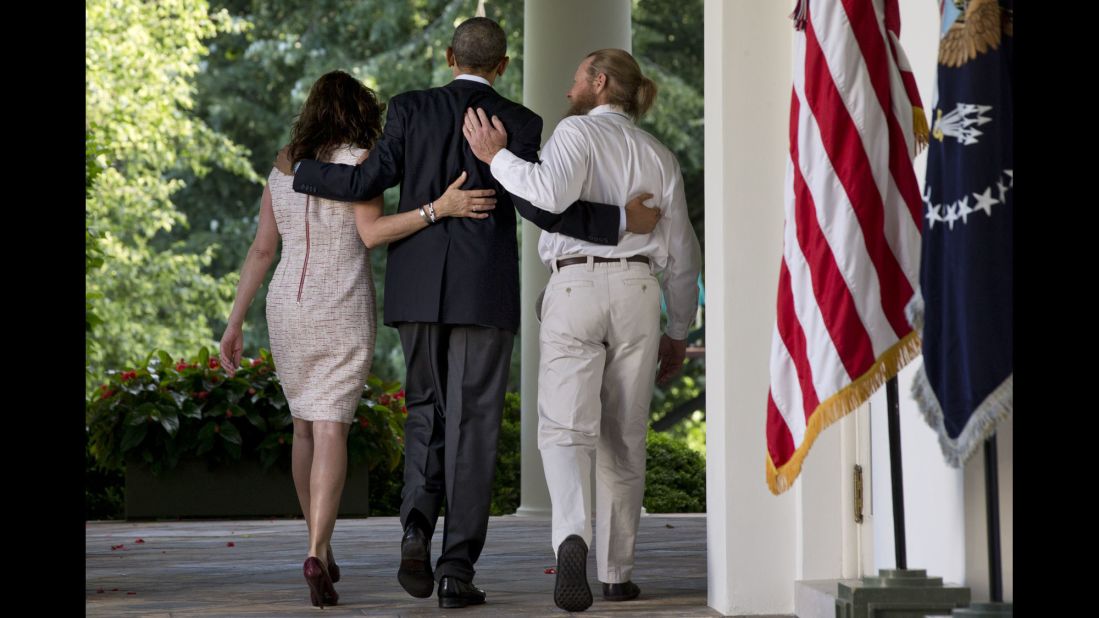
[287,70,384,164]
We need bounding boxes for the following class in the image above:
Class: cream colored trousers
[537,258,661,584]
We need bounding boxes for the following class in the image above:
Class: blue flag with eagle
[907,0,1013,466]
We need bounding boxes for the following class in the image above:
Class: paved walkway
[86,514,718,617]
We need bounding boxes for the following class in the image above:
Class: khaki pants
[537,258,661,584]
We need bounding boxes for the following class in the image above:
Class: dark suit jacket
[293,78,620,333]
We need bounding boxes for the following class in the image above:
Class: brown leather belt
[556,255,650,269]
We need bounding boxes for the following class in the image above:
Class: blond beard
[564,90,598,119]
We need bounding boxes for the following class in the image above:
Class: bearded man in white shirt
[464,48,702,612]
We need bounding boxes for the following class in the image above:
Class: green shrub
[490,392,522,515]
[85,432,124,520]
[85,346,407,518]
[644,430,706,513]
[87,366,707,519]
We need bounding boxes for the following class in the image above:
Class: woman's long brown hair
[286,70,384,164]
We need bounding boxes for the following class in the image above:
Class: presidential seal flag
[908,0,1013,466]
[766,0,927,494]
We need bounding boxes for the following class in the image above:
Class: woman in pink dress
[218,70,496,608]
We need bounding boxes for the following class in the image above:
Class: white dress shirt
[454,73,491,86]
[489,104,702,339]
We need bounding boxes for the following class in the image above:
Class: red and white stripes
[767,0,924,494]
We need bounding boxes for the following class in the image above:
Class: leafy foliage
[86,347,407,478]
[490,392,522,515]
[635,0,705,251]
[86,0,261,395]
[650,357,707,454]
[644,430,706,513]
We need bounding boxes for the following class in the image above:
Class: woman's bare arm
[220,184,279,376]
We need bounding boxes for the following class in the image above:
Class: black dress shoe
[437,575,487,608]
[554,535,593,612]
[602,581,641,601]
[398,524,435,598]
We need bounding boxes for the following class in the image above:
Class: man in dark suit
[277,17,658,609]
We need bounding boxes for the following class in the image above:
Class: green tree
[634,0,705,250]
[634,0,706,447]
[86,0,261,394]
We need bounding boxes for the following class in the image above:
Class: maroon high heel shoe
[326,546,340,583]
[303,557,339,608]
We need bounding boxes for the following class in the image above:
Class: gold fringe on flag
[913,106,930,153]
[766,331,922,495]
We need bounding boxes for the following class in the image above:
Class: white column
[516,0,632,517]
[704,0,797,614]
[796,409,866,581]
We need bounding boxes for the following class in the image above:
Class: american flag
[766,0,926,494]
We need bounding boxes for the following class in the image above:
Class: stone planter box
[125,458,370,519]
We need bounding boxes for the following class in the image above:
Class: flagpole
[836,375,971,617]
[886,376,906,569]
[984,435,1002,602]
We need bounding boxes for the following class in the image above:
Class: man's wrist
[481,146,503,165]
[488,146,521,172]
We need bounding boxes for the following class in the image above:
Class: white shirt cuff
[664,325,690,341]
[619,205,627,237]
[489,147,523,178]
